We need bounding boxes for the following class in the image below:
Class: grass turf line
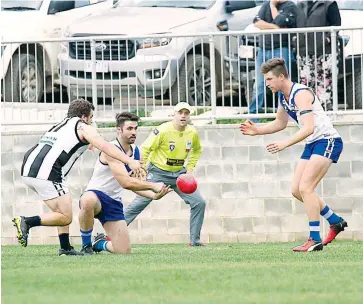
[2,242,362,304]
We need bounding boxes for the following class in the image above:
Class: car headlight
[138,36,172,49]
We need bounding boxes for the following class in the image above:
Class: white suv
[58,0,261,105]
[1,0,113,103]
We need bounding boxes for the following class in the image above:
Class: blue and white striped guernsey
[279,83,340,143]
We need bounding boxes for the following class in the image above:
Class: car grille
[69,39,137,61]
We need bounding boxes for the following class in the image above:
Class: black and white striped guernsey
[21,117,89,183]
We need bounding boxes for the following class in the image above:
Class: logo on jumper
[169,141,175,151]
[282,99,298,113]
[185,141,192,152]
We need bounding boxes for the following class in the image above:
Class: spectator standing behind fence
[249,0,298,122]
[296,0,341,111]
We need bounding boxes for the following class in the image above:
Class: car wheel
[4,53,44,103]
[171,54,211,106]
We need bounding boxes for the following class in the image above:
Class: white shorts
[22,177,69,201]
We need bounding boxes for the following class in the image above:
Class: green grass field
[2,242,363,304]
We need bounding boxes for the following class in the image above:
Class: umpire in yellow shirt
[124,102,206,246]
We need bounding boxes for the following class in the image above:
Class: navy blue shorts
[301,137,343,163]
[86,190,125,226]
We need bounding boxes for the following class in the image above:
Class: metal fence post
[331,29,338,112]
[90,39,98,117]
[209,35,217,124]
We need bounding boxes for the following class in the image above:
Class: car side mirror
[225,0,256,14]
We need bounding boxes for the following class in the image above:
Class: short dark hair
[116,112,140,128]
[261,58,288,78]
[67,99,95,118]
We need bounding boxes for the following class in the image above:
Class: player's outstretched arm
[240,105,289,136]
[134,185,173,200]
[104,153,164,193]
[78,123,141,171]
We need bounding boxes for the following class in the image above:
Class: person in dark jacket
[296,0,341,111]
[249,0,298,122]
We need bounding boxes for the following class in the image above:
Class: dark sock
[59,233,71,250]
[24,216,41,228]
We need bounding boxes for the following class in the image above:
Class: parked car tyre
[170,54,211,106]
[346,68,362,109]
[4,53,44,103]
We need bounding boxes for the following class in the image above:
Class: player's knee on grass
[113,243,131,254]
[104,221,131,254]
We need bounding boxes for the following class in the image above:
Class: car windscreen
[1,0,43,10]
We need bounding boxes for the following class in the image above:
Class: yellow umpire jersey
[141,121,203,172]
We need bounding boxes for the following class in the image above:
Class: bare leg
[41,193,73,226]
[292,159,327,211]
[298,155,333,222]
[103,220,131,254]
[291,159,309,201]
[79,192,102,232]
[42,194,79,253]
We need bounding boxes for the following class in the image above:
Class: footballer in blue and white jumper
[241,58,347,252]
[78,112,172,255]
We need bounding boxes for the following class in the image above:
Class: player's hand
[151,182,166,193]
[186,169,193,175]
[128,159,142,171]
[266,141,287,154]
[240,120,259,136]
[153,185,173,200]
[130,166,148,181]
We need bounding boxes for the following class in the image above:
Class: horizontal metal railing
[1,25,363,126]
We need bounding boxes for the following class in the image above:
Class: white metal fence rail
[1,26,363,125]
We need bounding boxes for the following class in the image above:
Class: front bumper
[58,52,179,98]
